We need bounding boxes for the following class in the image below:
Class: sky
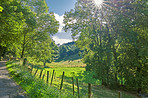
[46,0,76,45]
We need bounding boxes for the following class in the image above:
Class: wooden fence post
[42,71,45,80]
[60,71,65,90]
[76,78,80,98]
[47,71,49,83]
[50,72,51,78]
[54,72,56,79]
[88,83,91,98]
[34,69,38,76]
[50,70,55,86]
[119,91,121,98]
[39,69,43,79]
[72,77,74,95]
[42,74,45,80]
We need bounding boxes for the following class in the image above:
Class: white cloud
[54,13,65,32]
[52,36,72,45]
[53,13,73,45]
[53,32,72,39]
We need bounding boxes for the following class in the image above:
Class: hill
[56,41,83,61]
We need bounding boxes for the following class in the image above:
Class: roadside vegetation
[6,61,72,98]
[7,60,138,98]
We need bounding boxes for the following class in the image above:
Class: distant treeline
[57,42,83,61]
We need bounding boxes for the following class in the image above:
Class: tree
[0,0,27,60]
[6,0,59,60]
[18,0,59,59]
[27,36,58,66]
[64,0,148,92]
[0,0,59,66]
[111,0,148,91]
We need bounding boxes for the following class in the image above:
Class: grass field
[31,60,138,98]
[47,59,86,68]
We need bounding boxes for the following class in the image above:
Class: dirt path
[0,61,25,98]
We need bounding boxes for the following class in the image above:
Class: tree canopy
[0,0,59,65]
[64,0,148,93]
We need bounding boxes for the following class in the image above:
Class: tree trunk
[21,32,27,58]
[43,62,46,67]
[23,58,27,66]
[106,65,109,85]
[106,51,111,85]
[0,46,4,61]
[121,72,123,85]
[137,66,142,93]
[21,47,25,58]
[113,44,118,85]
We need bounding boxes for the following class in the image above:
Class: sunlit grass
[6,60,138,98]
[30,60,137,98]
[46,59,86,68]
[6,61,72,98]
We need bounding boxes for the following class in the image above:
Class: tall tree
[27,36,58,66]
[0,0,59,65]
[18,0,59,58]
[0,0,27,60]
[64,0,148,92]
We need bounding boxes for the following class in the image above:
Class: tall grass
[6,61,73,98]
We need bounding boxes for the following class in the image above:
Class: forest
[63,0,148,93]
[0,0,148,97]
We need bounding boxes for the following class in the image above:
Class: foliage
[6,60,137,98]
[6,61,72,98]
[0,6,3,12]
[0,0,26,59]
[64,0,148,93]
[27,37,58,66]
[58,41,82,61]
[0,0,59,66]
[30,60,137,98]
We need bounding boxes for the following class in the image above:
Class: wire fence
[27,64,137,98]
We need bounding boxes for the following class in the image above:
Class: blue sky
[46,0,76,45]
[46,0,76,16]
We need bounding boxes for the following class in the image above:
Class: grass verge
[6,61,73,98]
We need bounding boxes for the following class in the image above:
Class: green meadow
[31,60,137,98]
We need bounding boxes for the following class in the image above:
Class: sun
[94,0,103,7]
[80,0,105,15]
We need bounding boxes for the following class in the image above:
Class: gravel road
[0,61,25,98]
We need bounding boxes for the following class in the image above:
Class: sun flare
[94,0,103,7]
[80,0,105,15]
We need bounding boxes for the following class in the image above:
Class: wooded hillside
[57,41,82,61]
